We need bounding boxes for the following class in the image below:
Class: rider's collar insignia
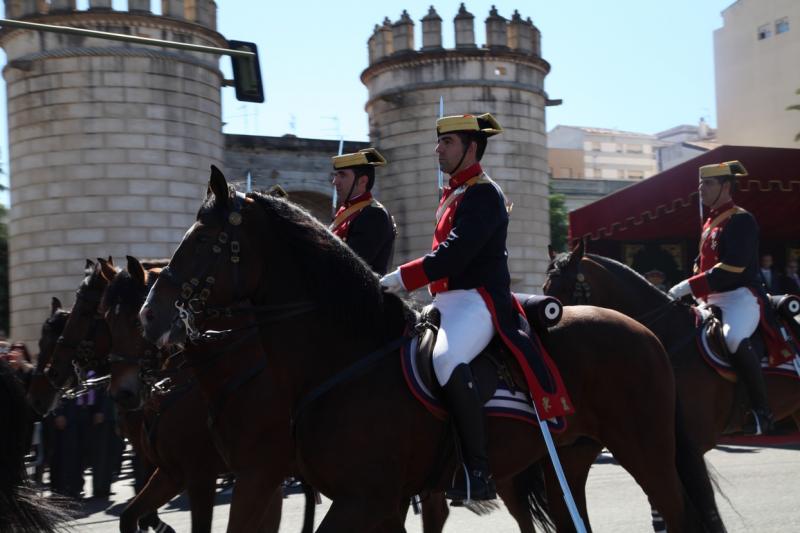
[228,212,242,226]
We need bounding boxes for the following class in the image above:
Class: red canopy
[569,146,800,242]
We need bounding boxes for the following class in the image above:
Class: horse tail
[510,462,555,533]
[673,394,727,533]
[300,482,316,533]
[0,361,72,532]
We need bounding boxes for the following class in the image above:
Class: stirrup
[446,465,496,503]
[743,409,774,436]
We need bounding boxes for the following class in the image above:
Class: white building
[655,119,720,171]
[548,125,659,181]
[715,0,800,147]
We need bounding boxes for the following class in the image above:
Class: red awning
[569,145,800,242]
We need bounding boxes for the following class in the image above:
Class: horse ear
[97,257,117,282]
[107,255,114,266]
[209,165,230,206]
[126,255,146,287]
[51,297,63,316]
[548,244,556,261]
[85,259,94,269]
[571,239,585,259]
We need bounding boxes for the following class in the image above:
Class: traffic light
[228,40,264,103]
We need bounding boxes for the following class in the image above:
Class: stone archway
[288,191,333,223]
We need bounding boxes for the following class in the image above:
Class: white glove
[380,269,406,295]
[668,279,692,299]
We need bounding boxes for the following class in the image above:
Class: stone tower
[1,0,224,349]
[362,4,550,293]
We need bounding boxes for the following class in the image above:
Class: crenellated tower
[362,4,550,293]
[1,0,224,349]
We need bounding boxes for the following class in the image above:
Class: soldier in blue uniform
[380,114,572,502]
[330,148,396,275]
[669,160,775,435]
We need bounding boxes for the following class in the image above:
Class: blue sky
[0,0,735,199]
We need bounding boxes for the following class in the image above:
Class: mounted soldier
[380,113,572,502]
[668,160,775,435]
[330,148,396,275]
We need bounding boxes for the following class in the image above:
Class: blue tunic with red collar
[399,163,573,419]
[331,192,396,276]
[688,201,761,299]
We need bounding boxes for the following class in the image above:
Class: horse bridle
[46,285,107,391]
[551,255,680,329]
[157,187,246,342]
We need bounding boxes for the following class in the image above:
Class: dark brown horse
[33,279,179,533]
[543,242,800,530]
[27,258,117,417]
[101,257,228,533]
[106,255,315,533]
[139,167,724,532]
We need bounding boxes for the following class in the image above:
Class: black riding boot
[443,363,496,502]
[730,338,775,435]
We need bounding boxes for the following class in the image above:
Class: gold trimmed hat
[698,160,748,180]
[332,148,387,170]
[436,113,503,137]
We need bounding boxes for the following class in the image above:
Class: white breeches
[432,289,495,385]
[704,287,760,353]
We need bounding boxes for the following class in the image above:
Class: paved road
[65,443,799,532]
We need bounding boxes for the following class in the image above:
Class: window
[776,18,790,34]
[629,170,644,180]
[758,24,772,40]
[625,144,643,153]
[494,66,507,76]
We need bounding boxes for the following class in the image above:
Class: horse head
[102,255,164,410]
[543,240,588,305]
[139,166,268,347]
[29,259,116,415]
[26,298,71,415]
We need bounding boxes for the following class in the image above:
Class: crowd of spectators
[2,336,129,501]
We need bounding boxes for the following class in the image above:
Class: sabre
[437,96,444,199]
[332,137,344,218]
[531,401,587,533]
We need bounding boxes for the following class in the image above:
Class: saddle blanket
[695,313,800,382]
[400,335,566,432]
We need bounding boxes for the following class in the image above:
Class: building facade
[715,0,800,147]
[548,125,660,181]
[362,6,552,291]
[655,119,719,171]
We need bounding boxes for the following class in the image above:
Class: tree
[549,183,569,253]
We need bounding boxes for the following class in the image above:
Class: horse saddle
[413,294,563,401]
[701,293,800,367]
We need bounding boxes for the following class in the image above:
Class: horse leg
[226,472,282,533]
[300,482,316,533]
[120,468,180,533]
[259,486,283,533]
[186,473,217,533]
[316,499,389,533]
[529,438,601,533]
[420,492,449,533]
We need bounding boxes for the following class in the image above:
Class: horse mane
[584,253,671,304]
[224,192,399,335]
[0,361,72,531]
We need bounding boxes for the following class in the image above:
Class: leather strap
[435,173,490,223]
[699,207,743,252]
[330,198,375,232]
